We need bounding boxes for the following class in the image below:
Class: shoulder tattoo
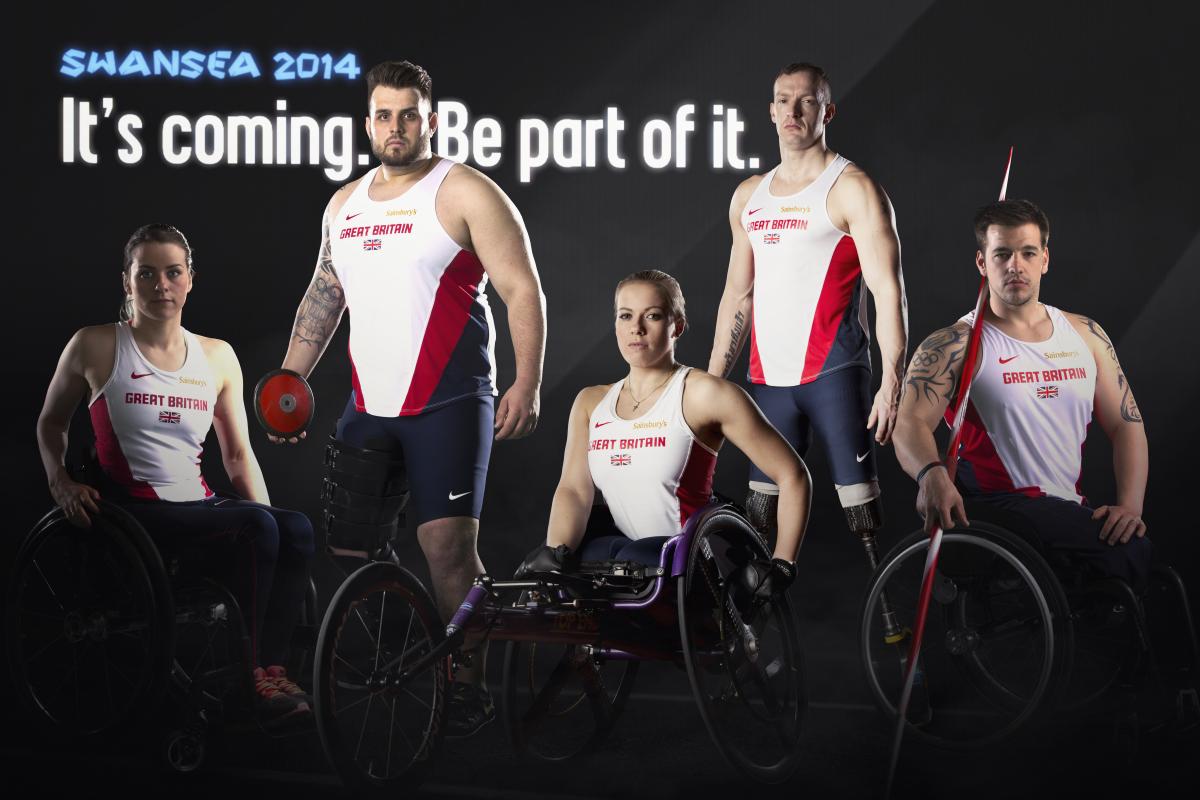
[1078,316,1142,424]
[317,214,337,276]
[903,324,968,406]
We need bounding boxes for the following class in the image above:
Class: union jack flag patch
[363,238,382,251]
[610,454,631,466]
[763,233,781,245]
[158,411,181,424]
[1036,385,1059,399]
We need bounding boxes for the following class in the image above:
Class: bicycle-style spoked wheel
[314,561,449,794]
[860,526,1070,748]
[678,510,805,783]
[6,508,173,737]
[502,640,638,761]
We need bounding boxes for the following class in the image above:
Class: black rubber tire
[677,508,805,784]
[859,524,1071,749]
[6,505,174,738]
[314,561,449,794]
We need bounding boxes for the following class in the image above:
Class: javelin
[883,146,1014,798]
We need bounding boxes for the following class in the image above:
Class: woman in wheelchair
[35,223,315,727]
[517,269,812,602]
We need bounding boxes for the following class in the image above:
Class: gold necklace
[625,367,677,411]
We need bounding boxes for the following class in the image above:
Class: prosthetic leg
[843,488,929,724]
[842,493,903,638]
[321,437,409,561]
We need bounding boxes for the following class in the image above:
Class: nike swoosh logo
[856,452,869,463]
[345,212,363,220]
[594,421,612,428]
[999,355,1019,364]
[130,371,154,379]
[747,208,762,215]
[448,490,472,500]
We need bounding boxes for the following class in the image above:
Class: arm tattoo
[1079,316,1142,424]
[316,216,337,276]
[292,217,346,348]
[902,325,967,406]
[722,310,748,375]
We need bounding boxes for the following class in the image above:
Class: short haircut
[365,60,432,105]
[614,269,687,331]
[775,62,832,104]
[973,199,1050,250]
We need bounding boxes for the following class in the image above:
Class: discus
[253,369,315,438]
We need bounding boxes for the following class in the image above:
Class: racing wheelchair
[312,438,806,793]
[857,508,1199,749]
[6,491,319,772]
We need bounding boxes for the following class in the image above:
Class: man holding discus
[277,60,547,737]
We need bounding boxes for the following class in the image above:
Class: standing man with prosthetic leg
[275,61,547,737]
[894,199,1151,588]
[708,62,908,582]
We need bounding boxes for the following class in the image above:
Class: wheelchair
[5,496,319,772]
[313,491,807,794]
[858,510,1199,750]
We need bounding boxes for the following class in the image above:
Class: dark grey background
[5,1,1198,796]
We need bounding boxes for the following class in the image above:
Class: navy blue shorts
[335,393,493,526]
[748,366,876,488]
[963,492,1153,590]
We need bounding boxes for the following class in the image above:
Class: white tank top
[89,322,218,502]
[741,154,869,386]
[948,305,1096,503]
[330,158,497,417]
[586,368,717,540]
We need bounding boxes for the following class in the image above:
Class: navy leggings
[120,496,315,667]
[964,492,1153,591]
[576,505,672,566]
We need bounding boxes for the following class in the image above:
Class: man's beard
[373,132,430,167]
[999,282,1035,306]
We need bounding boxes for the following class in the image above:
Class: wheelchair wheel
[171,578,251,714]
[860,524,1071,748]
[314,561,449,794]
[1059,578,1148,710]
[6,506,174,737]
[501,640,638,761]
[678,508,805,784]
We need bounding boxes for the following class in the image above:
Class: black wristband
[916,461,946,484]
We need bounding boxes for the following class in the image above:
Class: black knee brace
[844,498,884,535]
[322,437,409,557]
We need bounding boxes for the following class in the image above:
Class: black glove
[731,558,796,609]
[515,543,576,578]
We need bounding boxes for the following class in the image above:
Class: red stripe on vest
[748,313,765,384]
[401,250,485,414]
[89,395,158,499]
[676,441,717,528]
[349,344,368,413]
[801,234,861,383]
[952,400,1040,497]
